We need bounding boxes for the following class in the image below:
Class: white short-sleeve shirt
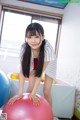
[30,40,57,79]
[44,40,56,79]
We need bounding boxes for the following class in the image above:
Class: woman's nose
[32,37,35,42]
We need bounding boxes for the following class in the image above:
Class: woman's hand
[8,94,23,104]
[29,93,40,105]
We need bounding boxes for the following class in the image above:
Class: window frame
[0,6,62,58]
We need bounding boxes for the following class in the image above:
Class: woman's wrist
[31,90,36,96]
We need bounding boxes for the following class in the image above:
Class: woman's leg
[43,74,53,107]
[27,70,35,93]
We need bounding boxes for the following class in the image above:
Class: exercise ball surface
[2,93,53,120]
[0,70,10,108]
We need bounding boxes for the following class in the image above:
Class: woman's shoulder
[21,43,27,53]
[44,40,56,61]
[45,40,54,50]
[19,43,26,59]
[45,40,55,53]
[21,43,26,48]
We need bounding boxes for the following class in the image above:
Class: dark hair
[21,23,45,77]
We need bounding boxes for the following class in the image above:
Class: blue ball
[0,70,10,108]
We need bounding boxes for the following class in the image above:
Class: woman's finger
[17,96,22,100]
[8,96,18,104]
[33,96,40,105]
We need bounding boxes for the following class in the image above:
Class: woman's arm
[8,64,25,104]
[31,77,41,95]
[31,61,49,95]
[29,76,41,104]
[29,62,49,103]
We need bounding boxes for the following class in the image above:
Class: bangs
[26,30,40,36]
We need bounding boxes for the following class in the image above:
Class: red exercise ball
[2,93,53,120]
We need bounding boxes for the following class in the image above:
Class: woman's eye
[36,36,39,38]
[27,36,31,39]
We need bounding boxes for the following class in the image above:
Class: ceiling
[22,0,70,9]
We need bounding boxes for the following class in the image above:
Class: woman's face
[26,32,44,50]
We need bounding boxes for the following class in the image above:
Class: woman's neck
[32,48,40,58]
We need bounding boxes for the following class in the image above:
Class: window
[0,8,61,57]
[1,11,31,51]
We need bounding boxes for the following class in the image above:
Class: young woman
[9,22,57,107]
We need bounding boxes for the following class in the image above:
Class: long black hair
[21,23,45,77]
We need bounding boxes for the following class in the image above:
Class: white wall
[57,4,80,85]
